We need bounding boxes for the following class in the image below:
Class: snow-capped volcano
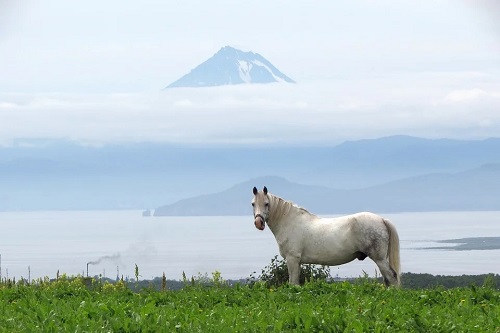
[165,46,296,88]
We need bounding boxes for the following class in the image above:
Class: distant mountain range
[153,164,500,216]
[165,46,295,88]
[1,136,499,212]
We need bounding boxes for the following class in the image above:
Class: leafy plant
[1,272,499,332]
[248,255,330,287]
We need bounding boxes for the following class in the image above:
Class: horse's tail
[383,218,401,287]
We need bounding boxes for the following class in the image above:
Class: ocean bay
[1,210,499,281]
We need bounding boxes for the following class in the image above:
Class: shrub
[249,255,330,287]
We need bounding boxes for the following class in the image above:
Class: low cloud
[442,88,491,104]
[1,77,499,146]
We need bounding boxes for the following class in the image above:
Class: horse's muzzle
[254,215,265,231]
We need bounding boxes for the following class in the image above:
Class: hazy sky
[1,0,499,146]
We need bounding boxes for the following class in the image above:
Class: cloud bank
[1,75,499,146]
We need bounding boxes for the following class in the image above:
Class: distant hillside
[153,176,335,216]
[153,164,500,216]
[165,46,295,88]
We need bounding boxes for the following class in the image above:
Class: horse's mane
[268,194,316,221]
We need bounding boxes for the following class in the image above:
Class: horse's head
[252,186,269,231]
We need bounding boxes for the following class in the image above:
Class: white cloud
[443,88,488,103]
[441,88,500,105]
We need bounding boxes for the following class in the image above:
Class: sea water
[1,210,499,281]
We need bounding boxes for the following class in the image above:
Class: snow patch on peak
[238,60,253,83]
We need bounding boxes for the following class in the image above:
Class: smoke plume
[87,253,121,266]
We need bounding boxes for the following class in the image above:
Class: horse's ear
[253,187,258,195]
[263,186,268,195]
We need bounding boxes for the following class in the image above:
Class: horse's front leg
[286,256,301,285]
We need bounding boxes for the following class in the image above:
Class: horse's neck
[268,194,312,233]
[268,195,286,223]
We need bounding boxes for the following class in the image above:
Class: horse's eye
[265,203,269,207]
[251,203,255,207]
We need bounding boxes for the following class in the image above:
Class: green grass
[1,275,499,332]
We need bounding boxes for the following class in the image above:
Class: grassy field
[1,273,499,332]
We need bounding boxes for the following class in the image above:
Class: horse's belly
[301,250,358,266]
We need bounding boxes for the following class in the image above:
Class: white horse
[252,186,401,287]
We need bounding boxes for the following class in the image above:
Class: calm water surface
[1,211,499,280]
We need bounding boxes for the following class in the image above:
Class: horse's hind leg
[373,258,399,287]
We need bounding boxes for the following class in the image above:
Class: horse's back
[309,212,384,235]
[329,212,385,229]
[327,212,390,245]
[342,211,384,222]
